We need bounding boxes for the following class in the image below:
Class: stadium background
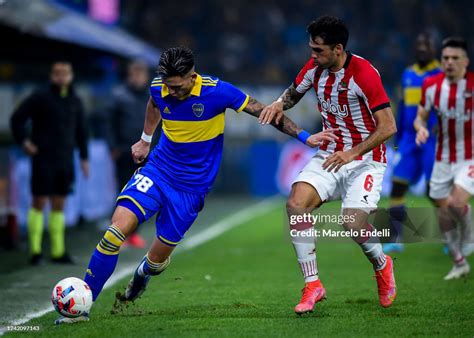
[0,0,473,336]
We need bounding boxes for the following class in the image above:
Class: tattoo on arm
[243,97,302,138]
[279,84,305,110]
[243,97,265,117]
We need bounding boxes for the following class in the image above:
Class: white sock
[460,205,473,243]
[360,238,386,270]
[443,228,465,265]
[291,239,318,282]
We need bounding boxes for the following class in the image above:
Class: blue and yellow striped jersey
[148,74,249,193]
[399,60,441,136]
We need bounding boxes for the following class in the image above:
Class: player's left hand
[259,101,284,125]
[80,160,90,178]
[322,150,357,173]
[306,128,338,147]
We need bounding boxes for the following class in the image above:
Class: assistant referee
[10,61,89,265]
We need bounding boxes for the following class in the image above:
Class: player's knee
[286,196,313,213]
[390,181,409,199]
[96,225,126,255]
[447,196,466,209]
[32,197,48,210]
[111,206,138,237]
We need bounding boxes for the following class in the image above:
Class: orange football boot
[294,279,326,314]
[374,255,397,307]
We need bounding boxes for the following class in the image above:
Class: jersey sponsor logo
[163,106,171,114]
[192,103,205,118]
[318,97,349,118]
[435,106,472,121]
[337,81,348,92]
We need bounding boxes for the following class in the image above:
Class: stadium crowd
[121,0,474,90]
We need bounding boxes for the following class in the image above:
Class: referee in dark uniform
[10,61,89,265]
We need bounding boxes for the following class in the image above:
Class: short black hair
[442,36,468,53]
[157,46,195,78]
[51,60,72,69]
[307,16,349,48]
[416,32,434,44]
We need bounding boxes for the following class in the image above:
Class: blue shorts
[392,134,436,184]
[116,166,206,246]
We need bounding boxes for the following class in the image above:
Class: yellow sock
[27,208,43,255]
[49,211,65,258]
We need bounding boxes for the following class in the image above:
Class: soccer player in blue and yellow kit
[385,33,441,252]
[55,47,337,324]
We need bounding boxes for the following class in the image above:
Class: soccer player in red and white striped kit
[415,36,474,280]
[260,16,397,314]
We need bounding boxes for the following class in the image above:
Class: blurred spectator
[10,61,89,265]
[106,59,153,248]
[120,0,473,89]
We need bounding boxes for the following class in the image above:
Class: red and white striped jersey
[294,52,391,163]
[421,71,474,163]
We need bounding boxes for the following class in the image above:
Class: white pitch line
[180,196,280,250]
[0,196,279,334]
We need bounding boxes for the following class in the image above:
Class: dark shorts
[31,159,75,196]
[392,133,436,184]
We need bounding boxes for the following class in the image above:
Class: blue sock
[389,205,406,242]
[84,225,125,301]
[137,254,170,277]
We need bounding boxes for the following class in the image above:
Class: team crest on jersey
[192,103,205,117]
[337,81,348,92]
[163,107,171,114]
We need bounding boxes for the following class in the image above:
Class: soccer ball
[51,277,93,318]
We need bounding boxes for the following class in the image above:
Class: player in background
[260,16,397,314]
[107,60,154,248]
[385,33,441,253]
[415,37,474,280]
[55,46,337,324]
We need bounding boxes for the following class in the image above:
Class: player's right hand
[131,139,151,164]
[415,126,429,146]
[22,139,38,156]
[306,128,339,148]
[259,101,284,125]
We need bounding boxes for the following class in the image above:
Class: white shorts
[293,151,387,212]
[429,161,474,199]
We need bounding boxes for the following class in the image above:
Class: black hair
[307,15,349,48]
[51,60,72,69]
[417,32,434,44]
[442,36,468,53]
[157,46,195,78]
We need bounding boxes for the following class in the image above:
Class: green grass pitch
[5,197,474,337]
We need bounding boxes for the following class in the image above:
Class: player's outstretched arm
[243,96,336,148]
[259,84,305,125]
[131,97,162,164]
[323,107,397,173]
[414,105,430,146]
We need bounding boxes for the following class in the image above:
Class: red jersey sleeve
[420,78,429,110]
[420,74,442,111]
[354,61,390,113]
[293,58,317,94]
